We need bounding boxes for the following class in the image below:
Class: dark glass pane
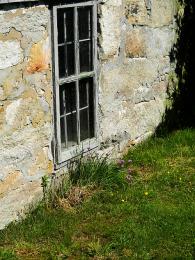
[79,79,89,108]
[79,77,94,141]
[78,7,92,40]
[57,9,65,44]
[58,46,65,78]
[60,117,66,148]
[59,85,66,116]
[65,8,74,42]
[80,108,89,141]
[79,41,92,72]
[89,80,95,138]
[66,43,75,76]
[57,8,74,44]
[67,113,77,147]
[65,82,76,114]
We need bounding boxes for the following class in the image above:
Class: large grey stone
[125,27,175,58]
[99,1,122,60]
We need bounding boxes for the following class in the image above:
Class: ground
[0,129,194,259]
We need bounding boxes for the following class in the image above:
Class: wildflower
[127,168,132,174]
[126,174,132,184]
[121,199,125,202]
[128,159,132,163]
[144,192,149,196]
[117,159,125,167]
[179,177,182,181]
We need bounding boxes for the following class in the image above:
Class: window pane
[65,82,76,114]
[58,46,65,78]
[89,111,94,138]
[79,77,94,141]
[60,82,76,116]
[78,7,92,40]
[79,79,88,108]
[66,43,75,76]
[89,82,95,138]
[60,86,65,116]
[60,82,77,148]
[57,8,74,44]
[79,41,92,73]
[57,9,65,44]
[60,117,66,148]
[80,108,89,141]
[57,8,75,79]
[65,8,74,42]
[58,44,75,78]
[67,113,77,147]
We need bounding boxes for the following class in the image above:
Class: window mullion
[86,80,90,138]
[53,6,62,163]
[63,12,68,77]
[74,6,80,145]
[88,6,92,71]
[62,90,68,148]
[63,12,68,148]
[93,3,98,139]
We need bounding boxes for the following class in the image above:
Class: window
[52,1,98,166]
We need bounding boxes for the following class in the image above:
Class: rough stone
[5,99,22,126]
[0,6,49,34]
[0,41,23,69]
[125,29,146,58]
[125,27,175,58]
[150,0,177,27]
[99,1,122,59]
[99,55,172,142]
[125,0,176,27]
[125,0,150,25]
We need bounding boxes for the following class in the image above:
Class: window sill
[54,138,99,170]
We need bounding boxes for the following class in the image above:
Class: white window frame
[52,1,98,168]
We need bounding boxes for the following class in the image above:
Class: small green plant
[69,153,127,190]
[41,175,50,201]
[0,249,17,260]
[47,175,72,208]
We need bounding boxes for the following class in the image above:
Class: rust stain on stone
[125,31,146,58]
[27,40,50,74]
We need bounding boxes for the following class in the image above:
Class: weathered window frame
[52,1,98,168]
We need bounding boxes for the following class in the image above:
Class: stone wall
[0,0,177,229]
[98,0,177,151]
[0,3,53,229]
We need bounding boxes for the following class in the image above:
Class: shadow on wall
[156,0,195,136]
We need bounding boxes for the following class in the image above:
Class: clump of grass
[0,249,17,260]
[68,153,127,190]
[42,153,127,209]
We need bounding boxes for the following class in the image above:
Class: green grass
[0,129,195,259]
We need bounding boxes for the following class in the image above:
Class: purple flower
[117,159,125,167]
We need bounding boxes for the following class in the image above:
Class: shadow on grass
[156,0,195,136]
